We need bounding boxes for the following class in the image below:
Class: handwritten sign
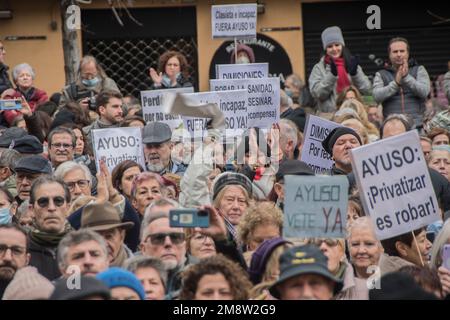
[215,63,269,80]
[211,3,257,39]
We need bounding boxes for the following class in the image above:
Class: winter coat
[373,60,430,127]
[27,236,61,281]
[444,71,450,101]
[335,260,369,300]
[309,56,372,113]
[150,74,192,90]
[2,87,48,125]
[0,63,12,95]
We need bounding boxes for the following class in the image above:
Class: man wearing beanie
[322,127,362,175]
[309,26,371,116]
[97,267,145,300]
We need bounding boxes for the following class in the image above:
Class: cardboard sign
[140,87,194,130]
[210,77,279,129]
[300,114,342,174]
[211,3,257,39]
[351,131,441,240]
[92,127,146,173]
[215,63,269,80]
[283,175,349,239]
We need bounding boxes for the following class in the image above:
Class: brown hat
[2,266,54,300]
[81,202,134,231]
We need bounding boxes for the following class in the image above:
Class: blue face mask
[82,77,100,87]
[285,89,293,98]
[0,207,12,225]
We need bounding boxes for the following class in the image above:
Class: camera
[169,209,209,228]
[87,96,96,111]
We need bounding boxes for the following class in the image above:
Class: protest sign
[300,114,342,174]
[211,4,257,39]
[350,131,440,240]
[140,87,194,130]
[283,175,349,239]
[215,63,269,80]
[210,77,279,129]
[92,127,145,173]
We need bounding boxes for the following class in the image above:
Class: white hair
[12,63,35,81]
[54,161,92,184]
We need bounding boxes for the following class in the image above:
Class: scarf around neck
[29,222,72,247]
[325,56,350,94]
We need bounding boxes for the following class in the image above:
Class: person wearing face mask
[59,55,120,111]
[309,26,372,119]
[149,51,192,90]
[0,187,16,225]
[230,44,255,65]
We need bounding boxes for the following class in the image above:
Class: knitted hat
[248,237,291,285]
[96,267,146,300]
[2,266,54,300]
[321,26,345,50]
[230,44,255,64]
[321,127,362,157]
[212,172,253,200]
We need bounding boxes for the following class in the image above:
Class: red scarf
[325,56,350,94]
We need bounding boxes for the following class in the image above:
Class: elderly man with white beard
[142,122,186,176]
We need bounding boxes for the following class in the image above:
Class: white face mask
[236,56,250,64]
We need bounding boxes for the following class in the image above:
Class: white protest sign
[215,63,269,80]
[210,77,279,129]
[350,131,440,240]
[283,175,349,239]
[300,114,342,174]
[92,127,145,173]
[180,90,247,139]
[140,87,194,130]
[211,3,257,39]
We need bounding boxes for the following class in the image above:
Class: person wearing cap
[13,155,52,205]
[230,43,255,64]
[80,202,134,268]
[97,267,145,300]
[82,90,124,146]
[269,244,343,300]
[57,229,109,277]
[50,275,111,300]
[309,26,371,118]
[11,135,43,155]
[28,176,72,280]
[271,159,314,210]
[0,127,27,151]
[47,127,76,170]
[0,224,30,298]
[142,122,186,176]
[0,149,21,197]
[373,37,430,129]
[322,126,362,175]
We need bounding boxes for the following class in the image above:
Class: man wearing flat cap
[269,244,343,300]
[142,122,186,176]
[322,127,362,175]
[81,202,134,268]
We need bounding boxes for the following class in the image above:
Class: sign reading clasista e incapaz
[350,130,440,240]
[211,3,257,39]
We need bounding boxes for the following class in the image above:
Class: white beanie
[321,26,345,50]
[2,266,54,300]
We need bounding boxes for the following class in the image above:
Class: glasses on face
[51,143,74,150]
[66,179,90,191]
[35,196,66,208]
[16,172,41,183]
[0,47,5,52]
[310,238,339,247]
[145,232,185,245]
[0,244,26,257]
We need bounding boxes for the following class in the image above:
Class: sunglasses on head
[146,232,185,245]
[36,196,66,208]
[311,238,339,247]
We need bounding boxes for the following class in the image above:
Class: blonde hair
[430,220,450,269]
[212,184,250,209]
[339,100,380,138]
[341,118,369,145]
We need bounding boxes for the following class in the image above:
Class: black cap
[321,127,362,157]
[50,276,111,300]
[0,127,27,148]
[275,160,314,182]
[142,122,172,144]
[14,155,52,174]
[269,245,343,299]
[285,108,307,133]
[11,135,43,154]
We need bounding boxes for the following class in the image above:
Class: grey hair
[430,220,450,269]
[286,74,304,90]
[280,90,293,109]
[144,198,179,218]
[0,149,22,170]
[279,118,298,145]
[124,256,168,288]
[15,199,30,220]
[57,229,108,271]
[54,161,92,185]
[140,211,169,241]
[347,216,381,244]
[12,63,35,81]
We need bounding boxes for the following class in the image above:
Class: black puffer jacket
[0,63,12,95]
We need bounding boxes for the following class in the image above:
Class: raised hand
[149,67,163,86]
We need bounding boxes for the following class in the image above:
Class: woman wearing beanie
[309,26,372,118]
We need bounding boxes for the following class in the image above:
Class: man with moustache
[57,229,109,277]
[80,202,134,268]
[0,224,30,298]
[14,155,52,205]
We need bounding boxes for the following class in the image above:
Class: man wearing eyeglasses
[48,127,76,170]
[140,212,193,299]
[28,176,71,280]
[14,155,53,205]
[0,224,30,299]
[0,40,13,96]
